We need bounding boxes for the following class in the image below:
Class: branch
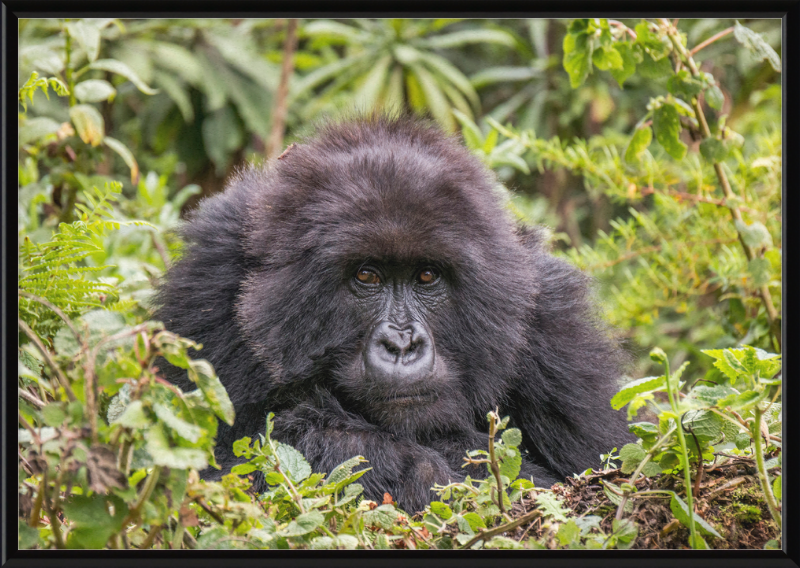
[459,508,542,549]
[266,19,299,160]
[18,318,77,403]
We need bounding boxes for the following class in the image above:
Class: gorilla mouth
[386,391,438,405]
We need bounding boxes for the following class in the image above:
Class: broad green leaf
[635,20,672,60]
[275,442,312,482]
[669,493,721,537]
[113,400,150,428]
[653,102,687,160]
[69,104,105,146]
[145,424,207,470]
[41,403,67,427]
[705,85,725,110]
[89,59,158,94]
[278,510,324,537]
[154,70,193,121]
[18,520,40,549]
[461,511,486,532]
[773,475,781,500]
[501,427,522,447]
[681,410,723,442]
[498,446,522,480]
[624,125,653,164]
[74,79,116,103]
[699,137,729,163]
[628,421,658,439]
[716,389,764,411]
[667,70,703,98]
[690,385,737,405]
[610,375,665,410]
[734,220,773,249]
[429,501,453,520]
[534,492,570,521]
[18,116,61,145]
[364,504,398,529]
[556,520,581,545]
[230,462,258,475]
[638,53,673,78]
[150,41,203,85]
[67,20,101,62]
[153,402,203,443]
[733,21,781,72]
[563,27,592,88]
[611,518,638,549]
[748,257,771,287]
[592,45,623,71]
[610,42,637,86]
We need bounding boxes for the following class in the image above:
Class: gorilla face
[156,115,632,512]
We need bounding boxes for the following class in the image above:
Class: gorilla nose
[365,321,435,382]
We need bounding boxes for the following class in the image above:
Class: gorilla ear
[277,143,299,160]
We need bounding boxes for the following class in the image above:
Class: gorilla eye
[417,268,439,285]
[356,268,381,285]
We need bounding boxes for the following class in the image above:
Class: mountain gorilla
[155,115,632,513]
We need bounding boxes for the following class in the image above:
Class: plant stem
[486,412,506,515]
[266,18,298,160]
[662,19,781,351]
[18,318,77,403]
[690,27,734,57]
[752,407,781,528]
[616,424,677,520]
[459,508,542,550]
[661,355,699,548]
[63,23,76,107]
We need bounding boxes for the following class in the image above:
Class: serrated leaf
[625,125,652,164]
[563,27,592,88]
[69,104,105,146]
[428,501,453,520]
[592,45,623,71]
[67,20,101,63]
[498,445,522,480]
[275,442,312,482]
[145,424,207,470]
[364,504,398,529]
[461,511,486,532]
[609,42,637,86]
[669,493,721,537]
[187,359,234,425]
[278,510,324,537]
[612,518,639,549]
[734,21,781,72]
[690,385,737,405]
[326,455,369,486]
[653,102,687,160]
[611,375,665,410]
[534,492,570,521]
[717,389,764,411]
[667,70,703,98]
[681,410,723,442]
[153,402,203,443]
[113,400,150,428]
[638,53,673,79]
[629,422,658,439]
[501,427,522,448]
[619,443,647,474]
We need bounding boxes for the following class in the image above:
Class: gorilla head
[155,115,631,513]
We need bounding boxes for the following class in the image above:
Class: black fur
[154,115,632,513]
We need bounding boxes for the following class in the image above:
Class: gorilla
[154,115,632,513]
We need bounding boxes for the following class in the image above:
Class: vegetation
[18,17,781,550]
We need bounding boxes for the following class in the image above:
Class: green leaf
[602,481,633,512]
[113,400,150,428]
[653,102,687,160]
[773,475,781,501]
[18,116,61,146]
[145,424,207,470]
[635,20,672,60]
[364,504,399,529]
[610,375,665,410]
[534,492,570,521]
[74,79,116,103]
[278,510,324,537]
[69,104,105,146]
[67,20,101,62]
[669,493,721,537]
[461,511,486,532]
[610,42,637,86]
[624,125,653,164]
[699,137,729,163]
[410,64,454,131]
[629,422,658,439]
[690,385,737,406]
[563,25,592,88]
[592,45,623,71]
[501,427,522,448]
[748,257,771,287]
[637,53,673,79]
[230,462,258,475]
[421,28,517,49]
[556,519,581,545]
[187,359,234,426]
[667,70,703,98]
[18,520,40,549]
[429,501,453,520]
[733,21,781,72]
[611,518,638,549]
[734,220,773,249]
[41,403,67,427]
[275,442,312,482]
[89,59,158,94]
[681,410,723,442]
[498,446,522,480]
[153,402,203,443]
[103,136,140,185]
[326,455,369,486]
[353,53,391,111]
[705,85,725,110]
[716,389,764,411]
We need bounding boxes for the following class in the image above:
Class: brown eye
[417,268,438,284]
[356,269,381,284]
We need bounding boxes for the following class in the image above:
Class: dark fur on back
[154,115,632,512]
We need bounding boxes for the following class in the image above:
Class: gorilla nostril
[365,321,435,381]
